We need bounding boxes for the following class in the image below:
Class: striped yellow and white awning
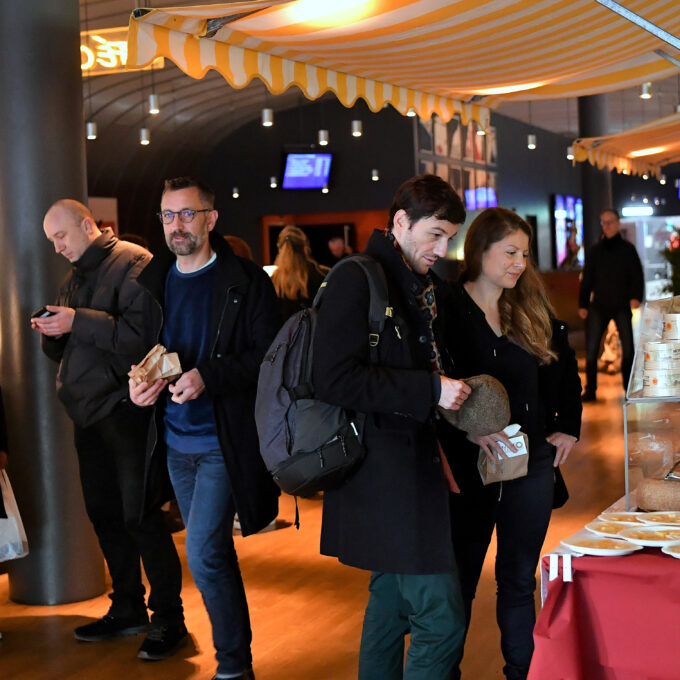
[127,0,680,124]
[572,112,680,178]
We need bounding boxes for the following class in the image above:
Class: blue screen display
[282,153,332,189]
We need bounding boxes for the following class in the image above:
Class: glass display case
[624,296,680,509]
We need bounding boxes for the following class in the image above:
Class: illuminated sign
[81,27,163,76]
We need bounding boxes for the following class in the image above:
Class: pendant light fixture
[232,187,240,198]
[660,174,667,185]
[406,107,417,117]
[270,176,278,188]
[83,0,97,140]
[261,108,273,127]
[351,120,363,137]
[527,134,537,150]
[318,129,329,146]
[148,93,160,115]
[640,82,652,99]
[86,121,98,140]
[371,168,380,182]
[321,184,329,194]
[139,127,150,145]
[566,145,574,160]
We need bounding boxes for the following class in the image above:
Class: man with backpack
[312,175,471,679]
[128,177,281,680]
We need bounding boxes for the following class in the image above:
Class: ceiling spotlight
[232,187,239,198]
[660,174,667,185]
[148,93,160,115]
[139,127,150,145]
[642,197,649,204]
[654,198,660,206]
[270,176,278,189]
[406,107,417,117]
[351,120,363,137]
[622,169,629,175]
[318,129,329,146]
[640,82,652,100]
[371,168,379,182]
[86,121,97,140]
[566,145,574,160]
[321,184,329,194]
[261,108,273,127]
[476,126,486,136]
[642,173,649,180]
[527,134,537,150]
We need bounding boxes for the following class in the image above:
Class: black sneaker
[212,669,255,680]
[74,613,149,641]
[137,622,188,660]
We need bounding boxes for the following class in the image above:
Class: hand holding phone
[31,306,56,320]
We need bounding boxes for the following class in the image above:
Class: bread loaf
[637,478,680,512]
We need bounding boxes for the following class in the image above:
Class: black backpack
[255,255,389,504]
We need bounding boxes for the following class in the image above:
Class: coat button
[418,335,427,343]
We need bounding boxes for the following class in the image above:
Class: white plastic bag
[0,470,29,561]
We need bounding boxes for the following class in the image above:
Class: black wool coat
[137,232,281,536]
[312,229,456,575]
[438,283,582,490]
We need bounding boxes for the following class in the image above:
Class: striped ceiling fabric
[572,111,680,178]
[127,0,680,126]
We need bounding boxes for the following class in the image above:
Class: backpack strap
[313,254,390,364]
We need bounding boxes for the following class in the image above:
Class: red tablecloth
[528,549,680,680]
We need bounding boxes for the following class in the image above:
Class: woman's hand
[546,432,577,466]
[469,430,515,463]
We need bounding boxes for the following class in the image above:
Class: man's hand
[469,431,515,462]
[578,308,588,320]
[438,376,471,410]
[168,368,206,404]
[630,299,641,310]
[30,305,75,336]
[0,450,7,470]
[129,370,168,407]
[546,432,577,466]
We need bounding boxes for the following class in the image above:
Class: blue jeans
[167,448,252,676]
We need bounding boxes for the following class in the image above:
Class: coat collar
[72,228,116,273]
[138,230,249,302]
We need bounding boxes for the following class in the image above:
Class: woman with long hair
[271,225,328,321]
[440,207,582,680]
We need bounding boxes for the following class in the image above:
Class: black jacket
[579,233,644,311]
[439,283,582,487]
[312,229,455,574]
[0,385,7,518]
[41,230,152,427]
[137,232,281,536]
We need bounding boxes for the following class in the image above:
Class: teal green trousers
[358,570,465,680]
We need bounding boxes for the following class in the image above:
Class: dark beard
[167,230,200,256]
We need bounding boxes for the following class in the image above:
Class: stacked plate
[561,511,680,557]
[641,341,680,397]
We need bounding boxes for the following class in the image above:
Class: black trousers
[584,306,634,394]
[448,451,554,680]
[74,400,183,625]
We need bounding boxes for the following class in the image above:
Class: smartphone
[31,306,56,319]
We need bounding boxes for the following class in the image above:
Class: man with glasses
[32,200,185,659]
[129,177,280,680]
[578,208,644,401]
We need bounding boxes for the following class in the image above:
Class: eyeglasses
[157,208,211,224]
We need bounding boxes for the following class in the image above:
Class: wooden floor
[0,366,627,680]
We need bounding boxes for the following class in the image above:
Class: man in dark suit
[312,174,471,679]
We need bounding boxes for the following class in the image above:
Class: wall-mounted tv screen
[282,153,332,189]
[552,194,584,269]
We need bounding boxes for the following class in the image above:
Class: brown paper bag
[128,344,182,386]
[477,427,529,485]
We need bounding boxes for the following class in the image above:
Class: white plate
[597,511,645,524]
[661,542,680,559]
[560,536,643,556]
[618,526,680,547]
[637,511,680,526]
[585,520,631,538]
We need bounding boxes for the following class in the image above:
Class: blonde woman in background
[271,225,329,321]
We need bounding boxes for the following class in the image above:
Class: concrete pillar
[0,0,104,604]
[578,94,613,247]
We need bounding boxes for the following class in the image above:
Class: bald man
[32,200,186,661]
